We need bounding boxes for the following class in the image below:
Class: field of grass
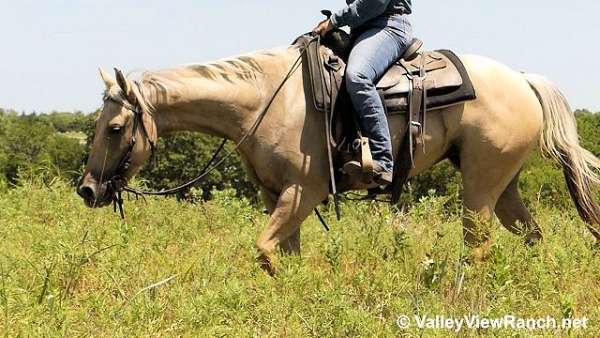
[1,179,599,337]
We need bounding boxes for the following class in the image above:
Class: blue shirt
[331,0,412,34]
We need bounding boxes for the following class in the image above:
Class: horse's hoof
[257,254,276,276]
[470,247,489,263]
[464,238,492,264]
[525,231,543,246]
[468,239,493,263]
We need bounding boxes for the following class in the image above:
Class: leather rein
[102,43,308,219]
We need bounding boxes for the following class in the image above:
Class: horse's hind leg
[462,182,503,262]
[460,146,533,261]
[495,173,543,245]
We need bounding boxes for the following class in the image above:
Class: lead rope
[122,139,227,197]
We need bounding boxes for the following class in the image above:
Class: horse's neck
[145,76,260,141]
[143,48,296,141]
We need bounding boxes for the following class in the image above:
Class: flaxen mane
[131,48,290,112]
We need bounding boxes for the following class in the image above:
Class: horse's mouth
[78,177,115,208]
[85,194,113,208]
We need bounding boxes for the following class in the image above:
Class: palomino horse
[77,43,600,273]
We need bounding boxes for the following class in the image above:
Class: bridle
[101,88,160,217]
[99,42,309,219]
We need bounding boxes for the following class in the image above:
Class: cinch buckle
[410,121,422,136]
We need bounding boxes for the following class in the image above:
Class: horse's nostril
[77,185,96,202]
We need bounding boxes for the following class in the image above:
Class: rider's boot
[373,163,392,186]
[343,159,392,187]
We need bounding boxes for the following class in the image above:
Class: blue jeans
[346,26,412,173]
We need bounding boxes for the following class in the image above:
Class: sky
[1,0,599,113]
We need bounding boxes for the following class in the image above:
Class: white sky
[1,0,599,113]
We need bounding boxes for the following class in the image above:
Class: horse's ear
[114,68,137,104]
[114,68,130,93]
[99,67,116,89]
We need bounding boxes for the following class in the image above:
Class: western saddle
[294,26,476,209]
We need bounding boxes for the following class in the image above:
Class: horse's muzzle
[77,174,112,208]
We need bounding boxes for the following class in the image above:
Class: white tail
[525,74,600,240]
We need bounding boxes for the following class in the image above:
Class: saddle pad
[383,50,476,114]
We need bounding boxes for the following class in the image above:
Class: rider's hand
[312,19,334,37]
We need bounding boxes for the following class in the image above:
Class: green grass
[1,180,599,337]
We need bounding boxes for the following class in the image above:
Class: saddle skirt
[377,50,474,114]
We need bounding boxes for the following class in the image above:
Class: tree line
[0,107,598,208]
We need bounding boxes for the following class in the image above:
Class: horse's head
[77,68,157,208]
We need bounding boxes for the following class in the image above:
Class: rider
[314,0,413,186]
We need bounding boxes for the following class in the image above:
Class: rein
[104,40,310,219]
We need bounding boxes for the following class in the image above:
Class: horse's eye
[109,125,123,134]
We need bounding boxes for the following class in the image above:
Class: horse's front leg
[256,183,324,275]
[259,187,301,255]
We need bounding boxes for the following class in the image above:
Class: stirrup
[359,137,374,175]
